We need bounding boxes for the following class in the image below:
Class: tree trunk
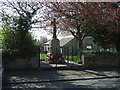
[77,27,83,63]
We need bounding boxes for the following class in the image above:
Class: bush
[1,28,38,59]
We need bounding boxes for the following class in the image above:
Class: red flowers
[48,54,64,61]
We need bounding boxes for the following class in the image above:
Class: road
[2,68,120,89]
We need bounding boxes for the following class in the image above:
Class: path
[40,60,82,68]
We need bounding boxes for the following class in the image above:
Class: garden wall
[3,54,39,70]
[82,54,120,68]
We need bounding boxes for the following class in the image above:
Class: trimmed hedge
[82,50,120,55]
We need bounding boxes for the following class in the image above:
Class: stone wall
[3,54,40,70]
[82,54,120,68]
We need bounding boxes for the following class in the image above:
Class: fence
[40,46,81,64]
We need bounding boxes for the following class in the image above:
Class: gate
[39,46,82,70]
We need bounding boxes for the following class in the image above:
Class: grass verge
[40,53,47,61]
[65,56,82,64]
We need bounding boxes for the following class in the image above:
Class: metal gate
[39,46,82,70]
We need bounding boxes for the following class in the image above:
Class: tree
[91,2,120,52]
[47,2,120,55]
[45,2,107,58]
[0,1,44,56]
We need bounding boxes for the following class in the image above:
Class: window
[86,46,92,50]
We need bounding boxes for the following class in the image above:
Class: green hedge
[82,50,120,55]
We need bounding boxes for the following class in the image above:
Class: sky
[30,28,52,40]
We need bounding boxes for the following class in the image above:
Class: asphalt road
[5,78,119,88]
[2,68,120,89]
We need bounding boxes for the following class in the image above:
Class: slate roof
[44,36,74,47]
[60,36,74,47]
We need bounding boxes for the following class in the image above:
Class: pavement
[2,67,120,89]
[40,60,82,68]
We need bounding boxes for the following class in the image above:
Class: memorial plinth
[49,38,60,54]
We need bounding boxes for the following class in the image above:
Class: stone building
[44,35,100,55]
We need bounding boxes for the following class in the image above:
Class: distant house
[59,36,78,55]
[82,36,100,51]
[44,35,100,55]
[44,30,117,55]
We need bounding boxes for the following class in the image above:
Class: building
[44,35,100,55]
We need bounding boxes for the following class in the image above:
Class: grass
[40,53,47,61]
[82,50,96,53]
[65,56,82,64]
[40,53,82,63]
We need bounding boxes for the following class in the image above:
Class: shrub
[82,50,120,55]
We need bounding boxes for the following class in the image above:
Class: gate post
[39,46,41,68]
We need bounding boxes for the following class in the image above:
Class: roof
[44,36,74,47]
[44,40,50,45]
[60,36,74,46]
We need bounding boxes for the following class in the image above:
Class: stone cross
[49,17,60,55]
[52,18,57,39]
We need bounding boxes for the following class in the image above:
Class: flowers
[48,54,64,61]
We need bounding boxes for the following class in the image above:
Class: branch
[81,29,95,41]
[49,3,80,21]
[70,30,78,40]
[8,1,24,17]
[17,2,28,16]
